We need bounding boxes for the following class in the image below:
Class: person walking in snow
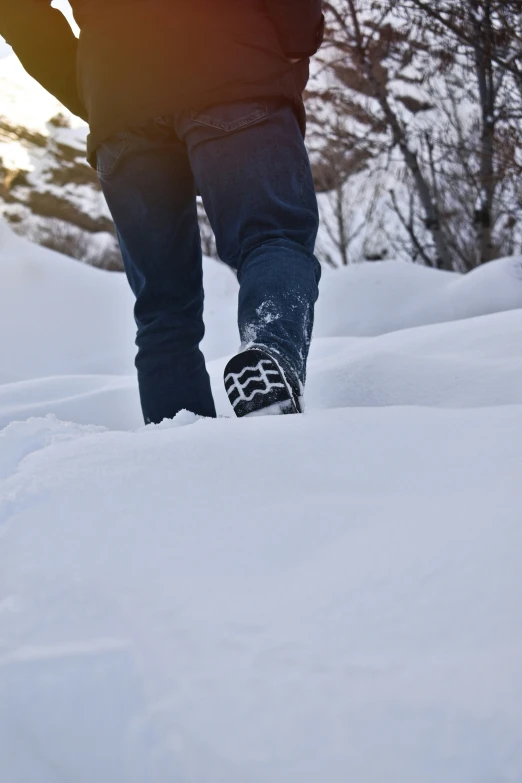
[1,0,324,422]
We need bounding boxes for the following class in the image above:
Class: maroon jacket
[1,0,324,163]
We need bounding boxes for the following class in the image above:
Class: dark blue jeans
[97,99,321,424]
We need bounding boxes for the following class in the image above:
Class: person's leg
[97,123,216,424]
[175,100,321,400]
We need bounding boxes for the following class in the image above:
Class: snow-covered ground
[1,220,522,782]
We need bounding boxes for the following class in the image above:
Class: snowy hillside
[0,53,120,270]
[0,7,116,268]
[1,222,522,783]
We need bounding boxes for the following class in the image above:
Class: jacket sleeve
[263,0,325,58]
[0,0,87,121]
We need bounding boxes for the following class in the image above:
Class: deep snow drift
[1,221,522,783]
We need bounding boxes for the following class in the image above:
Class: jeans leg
[97,124,216,423]
[176,100,321,388]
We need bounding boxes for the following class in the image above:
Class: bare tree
[310,0,522,269]
[404,0,522,266]
[316,0,453,268]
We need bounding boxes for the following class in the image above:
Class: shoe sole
[224,348,301,418]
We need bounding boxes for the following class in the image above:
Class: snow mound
[0,221,134,384]
[306,309,522,410]
[1,220,522,782]
[315,255,522,337]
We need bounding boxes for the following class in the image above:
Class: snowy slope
[0,52,119,270]
[1,222,522,782]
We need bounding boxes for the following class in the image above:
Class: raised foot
[223,348,301,418]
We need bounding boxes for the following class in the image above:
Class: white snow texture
[1,219,522,783]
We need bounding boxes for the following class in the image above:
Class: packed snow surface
[1,221,522,782]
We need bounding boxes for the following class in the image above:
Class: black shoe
[224,347,301,418]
